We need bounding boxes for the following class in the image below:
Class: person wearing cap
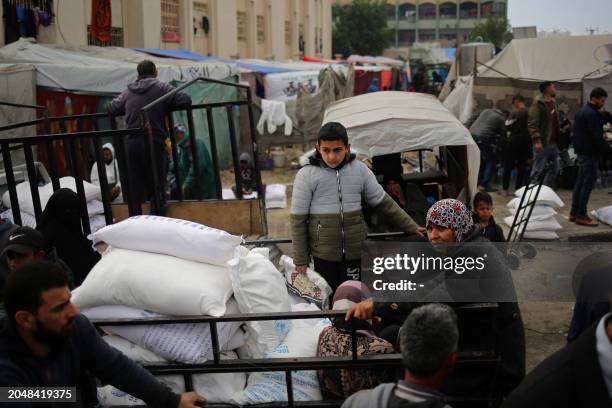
[174,124,216,200]
[1,226,73,288]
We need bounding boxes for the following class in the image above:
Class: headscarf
[426,199,474,243]
[37,188,101,286]
[331,281,375,337]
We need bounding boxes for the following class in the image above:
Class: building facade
[335,0,507,48]
[0,0,333,60]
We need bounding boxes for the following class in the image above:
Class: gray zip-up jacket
[291,152,419,265]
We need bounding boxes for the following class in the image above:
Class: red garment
[380,70,392,90]
[545,100,559,144]
[91,0,111,42]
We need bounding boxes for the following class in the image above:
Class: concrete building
[0,0,333,60]
[512,26,537,40]
[335,0,508,48]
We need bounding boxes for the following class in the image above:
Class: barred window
[161,0,180,41]
[257,15,265,44]
[237,11,247,42]
[285,21,291,46]
[87,26,124,47]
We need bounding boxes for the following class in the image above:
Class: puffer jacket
[291,152,419,265]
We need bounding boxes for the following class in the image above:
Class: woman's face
[427,224,455,244]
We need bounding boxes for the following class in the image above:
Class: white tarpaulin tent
[0,39,238,94]
[477,35,612,82]
[322,91,479,199]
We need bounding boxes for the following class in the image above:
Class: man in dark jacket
[0,261,205,407]
[501,95,532,195]
[108,60,192,215]
[470,108,507,192]
[570,87,611,227]
[528,81,561,188]
[502,313,612,408]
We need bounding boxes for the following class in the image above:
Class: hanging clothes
[90,0,112,42]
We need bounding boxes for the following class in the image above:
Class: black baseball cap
[1,227,46,257]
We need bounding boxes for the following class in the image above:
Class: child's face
[474,201,493,222]
[316,139,350,169]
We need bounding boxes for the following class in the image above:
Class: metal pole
[226,105,243,199]
[93,136,114,226]
[1,143,22,225]
[142,111,162,215]
[68,138,92,236]
[168,114,183,201]
[395,0,399,48]
[186,108,201,200]
[23,142,43,222]
[205,108,222,200]
[43,112,60,191]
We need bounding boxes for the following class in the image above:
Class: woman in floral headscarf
[346,198,526,397]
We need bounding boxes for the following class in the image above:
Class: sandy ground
[259,168,612,372]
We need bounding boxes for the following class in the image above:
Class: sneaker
[569,212,577,223]
[575,215,598,227]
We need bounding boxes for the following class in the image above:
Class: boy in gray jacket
[291,122,423,292]
[341,304,457,408]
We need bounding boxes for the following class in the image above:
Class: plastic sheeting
[443,75,474,125]
[0,39,239,94]
[477,35,612,82]
[323,91,479,199]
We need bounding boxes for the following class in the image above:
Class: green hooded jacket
[178,134,216,200]
[528,96,561,146]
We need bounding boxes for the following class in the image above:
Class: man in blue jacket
[0,261,205,407]
[570,87,611,227]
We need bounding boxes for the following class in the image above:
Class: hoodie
[90,143,122,202]
[107,76,192,144]
[0,314,181,408]
[177,133,216,200]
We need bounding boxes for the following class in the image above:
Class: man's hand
[178,392,205,408]
[111,185,121,200]
[345,298,374,321]
[295,265,308,274]
[534,142,543,153]
[416,226,426,237]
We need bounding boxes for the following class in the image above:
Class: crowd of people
[0,60,610,407]
[471,82,611,227]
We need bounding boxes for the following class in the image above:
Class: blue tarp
[133,48,293,74]
[444,48,457,61]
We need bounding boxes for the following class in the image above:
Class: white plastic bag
[73,248,233,316]
[279,255,332,310]
[97,352,246,406]
[503,215,562,231]
[513,185,564,208]
[229,246,291,358]
[522,230,560,240]
[231,303,330,405]
[82,299,240,364]
[592,205,612,226]
[508,204,557,222]
[89,216,242,266]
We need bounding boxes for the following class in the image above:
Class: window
[237,11,247,42]
[257,15,265,44]
[418,3,437,20]
[439,2,457,19]
[492,2,506,17]
[399,3,416,20]
[161,0,180,42]
[87,26,124,46]
[285,21,291,46]
[460,2,478,19]
[480,1,494,18]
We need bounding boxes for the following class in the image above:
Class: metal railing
[0,77,265,231]
[91,303,502,407]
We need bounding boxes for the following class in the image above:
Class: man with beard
[90,143,122,203]
[0,261,205,407]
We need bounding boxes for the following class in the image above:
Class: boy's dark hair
[137,60,157,77]
[512,95,525,103]
[474,191,493,207]
[4,261,69,326]
[590,87,608,100]
[539,81,553,94]
[318,122,349,146]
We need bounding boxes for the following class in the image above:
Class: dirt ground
[258,164,612,373]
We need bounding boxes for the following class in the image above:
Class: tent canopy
[322,91,479,196]
[0,39,238,94]
[477,34,612,82]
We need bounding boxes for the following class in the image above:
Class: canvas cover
[0,39,238,94]
[322,91,479,197]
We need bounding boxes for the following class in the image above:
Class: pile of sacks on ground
[1,176,107,232]
[71,215,332,406]
[591,205,612,227]
[504,185,564,240]
[221,184,288,209]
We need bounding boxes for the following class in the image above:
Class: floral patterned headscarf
[426,199,474,242]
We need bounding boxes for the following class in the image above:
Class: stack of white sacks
[72,215,330,406]
[504,185,564,239]
[1,177,107,232]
